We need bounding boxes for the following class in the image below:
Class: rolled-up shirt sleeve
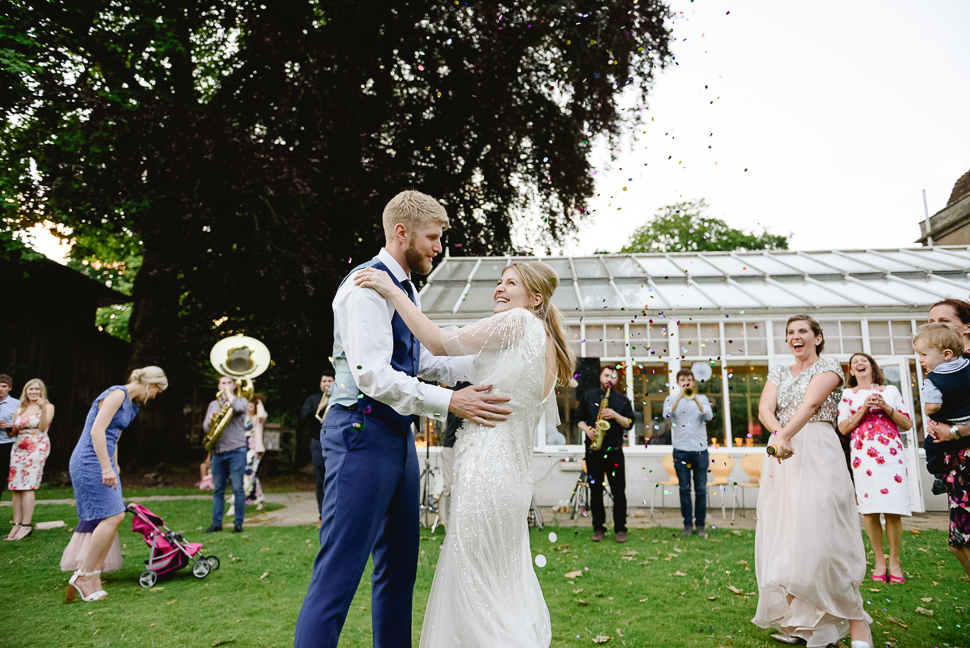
[343,281,458,420]
[700,396,714,422]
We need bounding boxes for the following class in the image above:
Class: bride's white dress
[420,307,553,648]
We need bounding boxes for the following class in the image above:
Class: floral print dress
[837,385,911,516]
[8,410,51,491]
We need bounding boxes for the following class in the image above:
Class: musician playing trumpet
[663,368,715,538]
[203,376,250,534]
[577,365,635,543]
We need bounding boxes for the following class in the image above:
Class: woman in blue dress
[66,366,168,602]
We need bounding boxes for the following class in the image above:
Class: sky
[25,1,970,263]
[548,0,970,255]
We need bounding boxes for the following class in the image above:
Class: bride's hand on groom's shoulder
[354,268,400,298]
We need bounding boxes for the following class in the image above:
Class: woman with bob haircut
[66,366,168,602]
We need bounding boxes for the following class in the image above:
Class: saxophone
[590,386,612,451]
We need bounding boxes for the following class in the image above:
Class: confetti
[534,555,547,568]
[548,532,558,543]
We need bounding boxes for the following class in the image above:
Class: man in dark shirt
[577,365,635,543]
[301,369,335,527]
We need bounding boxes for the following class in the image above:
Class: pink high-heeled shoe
[870,571,887,583]
[888,573,905,584]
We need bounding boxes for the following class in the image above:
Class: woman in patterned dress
[924,299,970,577]
[228,396,267,511]
[753,315,872,648]
[5,379,55,541]
[838,353,913,583]
[66,367,167,602]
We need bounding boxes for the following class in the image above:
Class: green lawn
[0,501,966,647]
[0,484,300,501]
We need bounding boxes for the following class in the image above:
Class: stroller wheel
[205,555,220,571]
[192,559,212,579]
[139,571,158,588]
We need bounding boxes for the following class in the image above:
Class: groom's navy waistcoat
[331,257,420,431]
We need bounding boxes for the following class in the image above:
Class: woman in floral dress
[5,378,55,541]
[243,395,266,509]
[838,353,913,583]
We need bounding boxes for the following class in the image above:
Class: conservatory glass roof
[418,246,970,319]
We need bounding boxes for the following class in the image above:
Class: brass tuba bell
[203,335,271,452]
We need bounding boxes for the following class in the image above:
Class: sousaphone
[203,335,271,452]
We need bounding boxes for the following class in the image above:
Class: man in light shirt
[663,368,714,538]
[0,374,16,500]
[294,190,511,648]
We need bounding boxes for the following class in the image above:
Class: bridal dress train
[420,307,553,648]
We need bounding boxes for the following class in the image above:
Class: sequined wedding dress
[420,307,553,648]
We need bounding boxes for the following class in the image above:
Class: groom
[294,190,512,648]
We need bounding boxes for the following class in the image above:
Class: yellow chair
[736,452,765,517]
[707,453,736,521]
[649,453,679,518]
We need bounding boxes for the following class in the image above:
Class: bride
[355,260,575,647]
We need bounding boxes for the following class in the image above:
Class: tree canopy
[618,199,790,254]
[1,0,673,463]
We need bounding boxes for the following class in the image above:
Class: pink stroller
[127,503,220,587]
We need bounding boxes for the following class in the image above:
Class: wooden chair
[650,453,679,518]
[707,453,736,521]
[735,452,765,517]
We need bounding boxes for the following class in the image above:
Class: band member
[203,376,248,533]
[663,369,714,537]
[577,365,635,543]
[302,370,335,526]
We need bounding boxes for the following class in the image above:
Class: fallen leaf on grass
[726,585,744,595]
[615,628,624,637]
[564,570,583,579]
[93,629,100,636]
[166,600,176,605]
[915,607,934,617]
[639,598,648,603]
[672,571,687,577]
[576,599,589,607]
[708,596,718,601]
[149,587,164,591]
[573,588,584,594]
[869,588,881,592]
[259,571,270,580]
[910,529,921,535]
[885,615,908,629]
[921,597,933,603]
[592,636,611,644]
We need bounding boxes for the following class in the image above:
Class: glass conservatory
[416,245,970,512]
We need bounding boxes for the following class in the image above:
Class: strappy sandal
[4,523,20,540]
[66,570,107,603]
[12,523,32,540]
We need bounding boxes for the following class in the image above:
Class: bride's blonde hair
[503,262,577,387]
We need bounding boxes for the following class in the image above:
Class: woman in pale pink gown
[753,315,872,648]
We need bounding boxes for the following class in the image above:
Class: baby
[914,323,970,492]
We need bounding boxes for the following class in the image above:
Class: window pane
[870,337,892,355]
[724,322,746,357]
[909,359,925,446]
[632,364,671,446]
[566,325,582,360]
[727,364,771,447]
[585,325,606,357]
[747,322,768,356]
[892,321,915,353]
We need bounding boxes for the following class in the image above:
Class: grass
[1,484,301,501]
[0,501,967,648]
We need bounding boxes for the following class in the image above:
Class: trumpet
[590,386,612,451]
[203,335,271,452]
[682,386,696,400]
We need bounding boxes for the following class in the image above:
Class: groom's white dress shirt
[331,247,473,421]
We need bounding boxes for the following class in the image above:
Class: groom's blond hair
[383,190,449,243]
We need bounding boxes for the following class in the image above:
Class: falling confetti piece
[535,555,547,568]
[548,532,558,543]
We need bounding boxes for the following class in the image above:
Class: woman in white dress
[837,353,912,583]
[753,315,872,648]
[355,261,574,648]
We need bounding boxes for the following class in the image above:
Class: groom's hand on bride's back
[449,385,512,427]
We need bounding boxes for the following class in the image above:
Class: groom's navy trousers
[293,405,419,648]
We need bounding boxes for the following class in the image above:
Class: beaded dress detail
[769,356,842,428]
[420,307,553,648]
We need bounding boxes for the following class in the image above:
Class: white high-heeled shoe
[67,570,107,602]
[850,621,873,648]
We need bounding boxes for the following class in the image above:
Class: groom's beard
[404,242,433,276]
